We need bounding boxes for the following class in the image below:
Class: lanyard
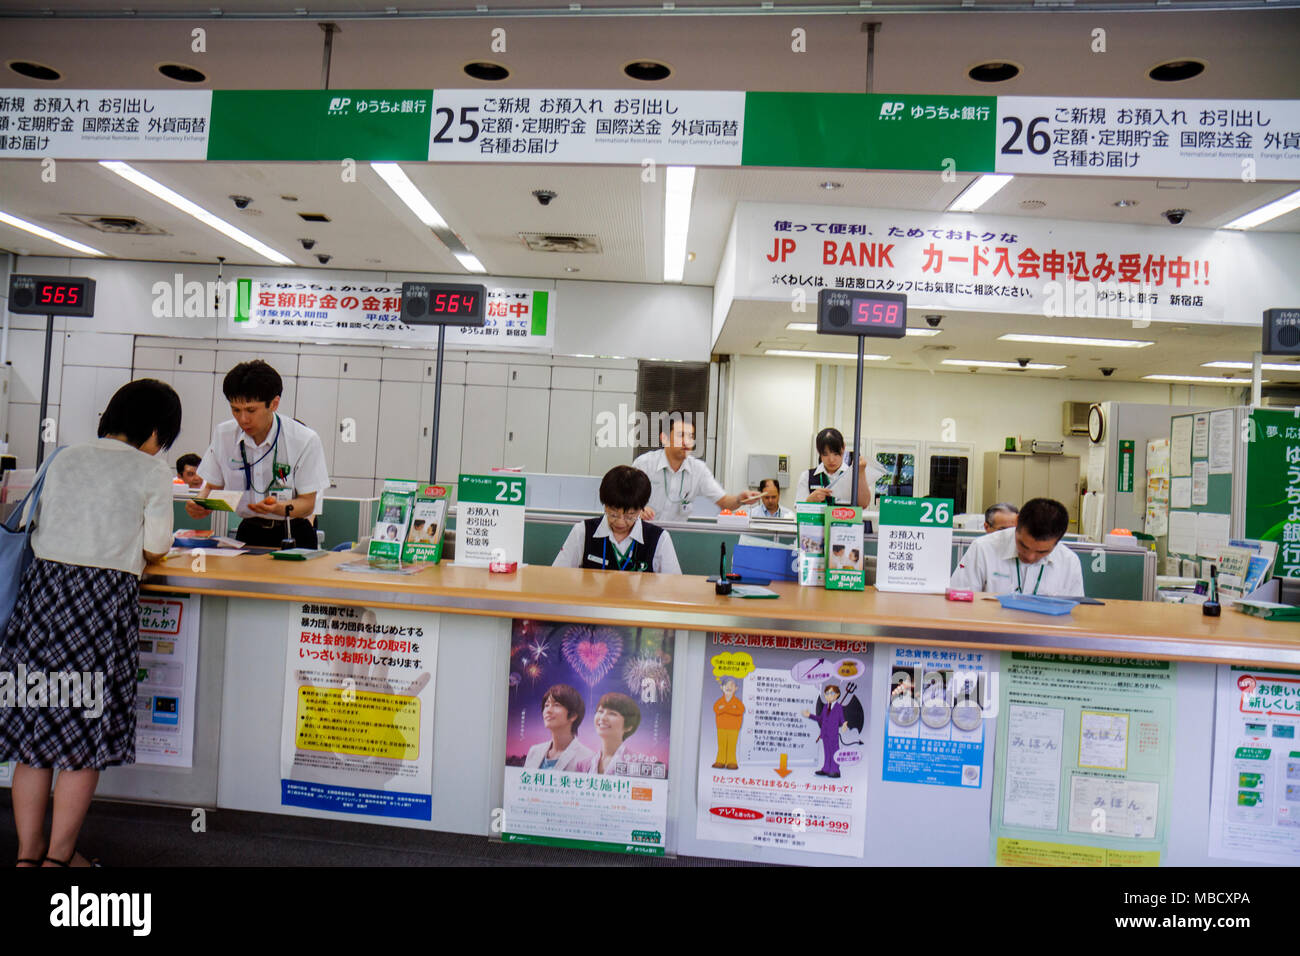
[1015,558,1045,595]
[239,416,283,496]
[602,535,637,571]
[663,464,689,506]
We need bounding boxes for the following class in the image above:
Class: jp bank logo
[879,102,906,119]
[327,97,352,115]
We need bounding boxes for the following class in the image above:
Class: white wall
[555,279,711,362]
[718,355,1247,510]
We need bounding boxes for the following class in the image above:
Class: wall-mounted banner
[502,619,673,855]
[429,90,744,165]
[232,277,554,352]
[696,633,873,858]
[136,595,200,769]
[280,603,438,821]
[732,201,1231,324]
[996,97,1300,181]
[0,89,211,159]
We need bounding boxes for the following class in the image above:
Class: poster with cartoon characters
[695,633,873,858]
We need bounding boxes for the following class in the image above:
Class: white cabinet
[547,389,594,475]
[508,365,550,389]
[57,366,130,448]
[460,385,506,476]
[376,380,421,481]
[333,378,380,478]
[505,386,550,471]
[590,391,636,474]
[594,368,637,392]
[984,452,1081,531]
[465,363,508,387]
[552,366,594,391]
[171,370,215,460]
[295,377,338,476]
[421,381,464,485]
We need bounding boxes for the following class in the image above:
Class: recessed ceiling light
[942,359,1066,370]
[948,174,1014,213]
[663,165,695,283]
[1221,188,1300,230]
[1202,361,1298,372]
[999,333,1153,349]
[820,181,842,191]
[1149,59,1205,82]
[624,60,671,82]
[1144,374,1264,384]
[0,210,106,256]
[7,60,60,81]
[157,62,207,83]
[1113,199,1139,208]
[464,61,510,82]
[765,350,890,361]
[968,61,1021,83]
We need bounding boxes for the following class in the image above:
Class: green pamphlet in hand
[192,489,243,512]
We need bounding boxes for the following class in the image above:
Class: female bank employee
[185,360,330,549]
[553,466,682,574]
[795,427,880,507]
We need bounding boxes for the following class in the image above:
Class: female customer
[1,378,180,867]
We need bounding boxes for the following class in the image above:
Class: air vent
[298,212,331,222]
[518,233,602,254]
[62,213,169,235]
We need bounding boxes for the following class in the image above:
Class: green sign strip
[501,832,664,855]
[1245,409,1298,568]
[531,290,549,336]
[741,92,997,174]
[207,90,434,161]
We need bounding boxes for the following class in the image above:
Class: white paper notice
[1086,444,1105,494]
[1170,417,1193,478]
[1191,460,1210,506]
[1067,775,1160,839]
[1168,510,1197,557]
[1146,438,1170,479]
[1002,704,1065,830]
[1171,477,1191,509]
[1197,512,1231,560]
[1192,413,1210,459]
[1079,711,1130,770]
[1209,409,1234,473]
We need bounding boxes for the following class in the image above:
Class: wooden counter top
[142,552,1300,668]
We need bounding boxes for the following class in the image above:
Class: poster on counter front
[135,596,199,768]
[990,653,1176,866]
[1208,667,1300,865]
[280,603,438,820]
[882,645,990,789]
[695,633,873,858]
[502,620,673,855]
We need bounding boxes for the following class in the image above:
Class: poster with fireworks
[502,619,674,856]
[696,633,873,858]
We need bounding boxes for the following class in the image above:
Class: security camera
[315,253,332,265]
[1017,357,1031,368]
[230,195,253,210]
[300,238,316,250]
[1100,367,1116,377]
[532,189,557,206]
[1163,208,1188,225]
[925,314,943,328]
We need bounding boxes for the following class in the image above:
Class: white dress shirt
[746,502,794,519]
[524,736,595,772]
[32,439,174,576]
[796,454,885,504]
[553,516,682,575]
[197,414,330,518]
[632,449,725,523]
[949,526,1085,597]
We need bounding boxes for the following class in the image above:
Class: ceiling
[0,3,1297,387]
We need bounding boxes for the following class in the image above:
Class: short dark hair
[758,478,780,493]
[1018,497,1069,541]
[596,692,641,740]
[175,452,201,476]
[658,409,696,440]
[543,684,585,734]
[222,360,283,404]
[599,465,652,511]
[98,379,182,451]
[985,502,1019,525]
[815,427,845,457]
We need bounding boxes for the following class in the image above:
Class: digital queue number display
[816,290,908,339]
[7,274,97,318]
[399,281,487,326]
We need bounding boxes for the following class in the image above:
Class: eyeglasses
[604,508,641,522]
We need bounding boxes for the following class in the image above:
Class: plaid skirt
[0,558,140,771]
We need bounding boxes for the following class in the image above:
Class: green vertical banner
[530,291,549,336]
[1118,440,1135,493]
[741,92,996,173]
[1245,409,1300,577]
[207,90,434,160]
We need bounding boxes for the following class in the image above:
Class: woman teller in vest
[1,379,180,867]
[553,466,682,574]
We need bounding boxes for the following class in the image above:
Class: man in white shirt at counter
[634,412,758,523]
[950,497,1085,597]
[747,478,793,519]
[185,360,330,549]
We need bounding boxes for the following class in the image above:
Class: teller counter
[104,552,1300,867]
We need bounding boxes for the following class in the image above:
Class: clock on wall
[1088,404,1105,444]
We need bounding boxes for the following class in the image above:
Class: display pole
[36,313,53,467]
[428,324,446,486]
[850,335,865,507]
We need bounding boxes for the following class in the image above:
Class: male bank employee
[185,360,330,549]
[950,497,1084,597]
[747,478,793,519]
[634,412,758,522]
[984,502,1019,533]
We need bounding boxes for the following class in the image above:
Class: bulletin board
[1166,409,1235,563]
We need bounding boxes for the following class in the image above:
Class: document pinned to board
[1167,510,1197,557]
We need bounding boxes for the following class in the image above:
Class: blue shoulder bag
[0,448,61,632]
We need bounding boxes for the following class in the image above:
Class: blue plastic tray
[997,594,1079,616]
